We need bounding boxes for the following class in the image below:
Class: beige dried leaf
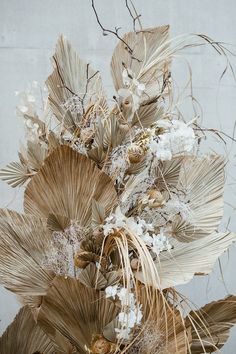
[46,35,103,133]
[0,209,53,300]
[0,161,30,187]
[78,263,107,290]
[136,232,236,289]
[132,103,165,128]
[91,199,106,228]
[24,145,117,226]
[172,155,225,242]
[111,26,170,99]
[38,277,119,353]
[154,157,184,191]
[0,306,56,354]
[187,295,236,353]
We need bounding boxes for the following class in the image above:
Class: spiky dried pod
[128,145,145,164]
[91,336,112,354]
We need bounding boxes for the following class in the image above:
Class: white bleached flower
[105,285,119,299]
[151,229,172,256]
[149,120,195,161]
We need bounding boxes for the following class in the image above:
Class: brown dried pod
[147,189,166,207]
[130,258,140,271]
[91,336,112,354]
[128,145,145,164]
[74,251,90,269]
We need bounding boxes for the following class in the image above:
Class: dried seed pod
[147,189,166,207]
[131,258,140,271]
[128,145,145,164]
[91,336,112,354]
[74,251,90,269]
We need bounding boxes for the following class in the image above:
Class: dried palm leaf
[154,157,184,191]
[111,26,170,100]
[187,295,236,353]
[0,161,30,187]
[136,232,236,289]
[24,145,117,226]
[128,288,191,354]
[0,306,56,354]
[0,209,53,300]
[38,277,119,353]
[47,213,71,232]
[78,263,121,290]
[25,140,48,171]
[77,263,107,290]
[171,155,225,242]
[47,35,103,134]
[94,115,126,151]
[87,146,107,166]
[91,199,105,228]
[132,103,165,128]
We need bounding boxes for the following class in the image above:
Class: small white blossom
[19,105,28,113]
[151,229,172,255]
[105,285,119,299]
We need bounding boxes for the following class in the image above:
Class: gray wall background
[0,0,236,352]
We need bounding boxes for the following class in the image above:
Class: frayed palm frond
[0,306,56,354]
[187,295,236,353]
[24,145,117,226]
[0,161,30,188]
[38,276,120,353]
[47,35,104,134]
[172,155,225,242]
[111,26,170,100]
[0,209,53,301]
[136,232,236,289]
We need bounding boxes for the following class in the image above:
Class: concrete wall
[0,0,236,352]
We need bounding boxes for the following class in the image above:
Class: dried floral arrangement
[0,3,236,354]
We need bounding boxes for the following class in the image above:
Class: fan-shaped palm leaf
[47,35,103,133]
[136,232,236,289]
[187,295,236,353]
[0,161,30,187]
[38,277,119,353]
[111,26,170,100]
[172,155,225,242]
[0,209,53,302]
[24,145,117,227]
[0,306,56,354]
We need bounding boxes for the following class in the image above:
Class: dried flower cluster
[0,22,236,354]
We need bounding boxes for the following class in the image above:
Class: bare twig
[53,56,79,97]
[125,0,142,32]
[194,126,236,144]
[91,0,133,54]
